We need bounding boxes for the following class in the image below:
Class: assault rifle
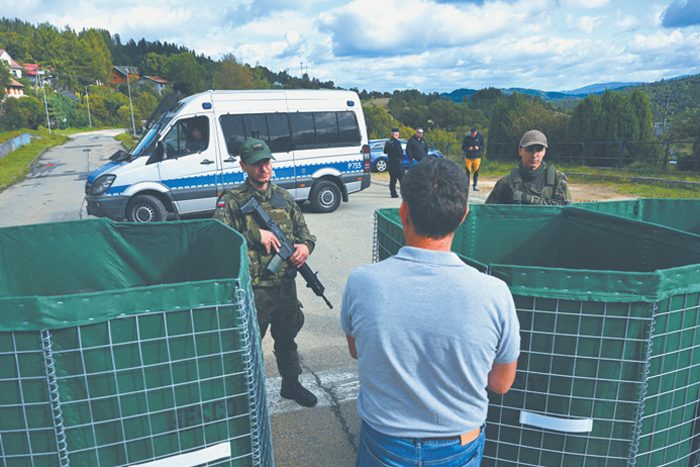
[239,197,333,309]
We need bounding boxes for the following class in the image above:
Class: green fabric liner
[578,198,700,235]
[0,218,248,331]
[375,204,700,303]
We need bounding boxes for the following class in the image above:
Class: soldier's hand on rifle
[511,191,532,205]
[289,244,310,268]
[260,230,281,254]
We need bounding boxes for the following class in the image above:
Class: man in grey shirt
[341,157,520,466]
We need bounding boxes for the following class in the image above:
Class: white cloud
[630,29,687,51]
[561,0,610,8]
[4,0,699,93]
[567,15,604,33]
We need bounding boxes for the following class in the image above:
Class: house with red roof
[21,63,55,88]
[137,76,170,95]
[4,78,25,99]
[112,66,139,85]
[0,49,23,79]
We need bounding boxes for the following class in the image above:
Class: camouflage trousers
[253,281,304,379]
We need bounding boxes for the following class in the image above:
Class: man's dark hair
[401,158,469,238]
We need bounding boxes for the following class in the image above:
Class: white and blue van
[85,89,371,222]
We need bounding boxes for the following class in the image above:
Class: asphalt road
[0,131,410,466]
[0,128,123,227]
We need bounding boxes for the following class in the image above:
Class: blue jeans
[356,421,485,467]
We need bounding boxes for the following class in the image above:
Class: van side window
[289,113,315,149]
[338,112,361,143]
[219,114,246,156]
[314,112,338,145]
[290,111,361,149]
[243,114,268,140]
[162,116,209,158]
[268,114,292,153]
[221,111,360,153]
[220,113,292,156]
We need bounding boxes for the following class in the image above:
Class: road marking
[265,369,359,415]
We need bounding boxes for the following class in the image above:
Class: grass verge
[114,131,138,149]
[0,130,70,192]
[444,154,700,199]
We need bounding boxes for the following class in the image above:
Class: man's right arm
[487,360,517,394]
[406,138,414,160]
[485,178,510,204]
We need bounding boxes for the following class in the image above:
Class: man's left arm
[477,134,485,151]
[487,360,517,394]
[345,335,357,359]
[289,197,316,266]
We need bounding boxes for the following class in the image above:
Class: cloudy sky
[7,0,700,93]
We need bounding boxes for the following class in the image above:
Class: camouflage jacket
[213,180,316,287]
[485,162,572,205]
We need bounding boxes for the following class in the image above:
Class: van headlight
[90,174,116,196]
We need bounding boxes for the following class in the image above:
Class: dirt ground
[372,173,636,203]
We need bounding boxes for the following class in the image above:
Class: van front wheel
[126,195,167,222]
[310,181,341,213]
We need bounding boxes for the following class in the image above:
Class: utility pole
[651,91,676,139]
[126,68,137,135]
[85,84,94,128]
[38,70,51,134]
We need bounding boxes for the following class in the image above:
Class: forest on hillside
[1,17,699,170]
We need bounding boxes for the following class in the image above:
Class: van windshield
[128,91,181,160]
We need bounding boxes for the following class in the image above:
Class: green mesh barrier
[0,218,274,467]
[374,205,700,467]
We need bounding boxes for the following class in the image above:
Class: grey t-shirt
[341,246,520,438]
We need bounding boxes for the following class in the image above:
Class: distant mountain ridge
[440,74,698,104]
[440,82,641,103]
[559,82,645,95]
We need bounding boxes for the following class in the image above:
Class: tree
[16,95,45,129]
[213,53,255,90]
[0,61,11,101]
[162,52,206,95]
[566,89,655,166]
[468,87,506,119]
[140,52,166,77]
[0,97,29,130]
[74,29,112,84]
[489,92,570,158]
[363,104,397,139]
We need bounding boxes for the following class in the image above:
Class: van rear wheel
[310,181,341,213]
[126,195,167,222]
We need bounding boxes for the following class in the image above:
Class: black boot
[281,377,318,407]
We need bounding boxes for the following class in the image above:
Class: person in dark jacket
[485,130,572,205]
[462,128,485,191]
[406,128,429,166]
[384,128,404,198]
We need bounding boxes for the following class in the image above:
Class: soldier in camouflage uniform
[214,138,318,407]
[485,130,572,205]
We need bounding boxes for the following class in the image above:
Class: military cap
[520,130,548,148]
[240,138,276,164]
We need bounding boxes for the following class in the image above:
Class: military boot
[281,377,318,407]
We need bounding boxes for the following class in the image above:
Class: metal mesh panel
[0,282,274,467]
[373,206,700,467]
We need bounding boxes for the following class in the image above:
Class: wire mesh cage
[0,219,274,467]
[373,205,700,467]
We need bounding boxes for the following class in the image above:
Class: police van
[85,89,371,222]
